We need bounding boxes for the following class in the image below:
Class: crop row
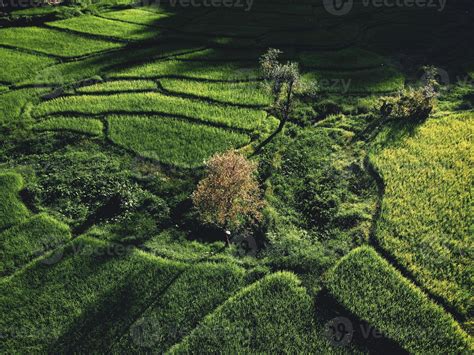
[0,27,121,58]
[107,115,251,168]
[47,15,161,41]
[33,92,274,131]
[326,246,472,353]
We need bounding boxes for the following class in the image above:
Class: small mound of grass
[326,246,472,353]
[101,8,172,25]
[160,79,271,106]
[0,172,29,230]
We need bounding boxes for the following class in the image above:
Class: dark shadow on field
[314,288,409,354]
[45,243,185,353]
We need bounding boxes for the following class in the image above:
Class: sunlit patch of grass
[370,112,474,318]
[0,47,57,83]
[107,115,250,168]
[34,117,104,136]
[327,247,472,353]
[0,27,121,58]
[47,15,161,41]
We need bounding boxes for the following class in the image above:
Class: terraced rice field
[1,1,473,353]
[370,112,474,319]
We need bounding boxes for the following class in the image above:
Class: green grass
[299,47,386,69]
[160,79,271,106]
[0,47,57,83]
[107,115,251,168]
[101,8,171,25]
[0,172,29,230]
[304,67,404,93]
[0,214,71,276]
[0,27,121,58]
[47,15,161,41]
[111,60,259,80]
[18,43,203,87]
[113,262,246,353]
[76,80,157,93]
[33,92,272,131]
[0,88,47,125]
[0,236,185,353]
[170,272,337,354]
[326,247,472,353]
[370,112,474,318]
[142,229,224,262]
[34,117,104,136]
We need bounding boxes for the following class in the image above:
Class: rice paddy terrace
[0,0,473,353]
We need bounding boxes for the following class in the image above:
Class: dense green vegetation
[327,247,472,353]
[0,1,472,353]
[33,92,272,131]
[0,27,121,57]
[35,117,104,136]
[0,172,29,229]
[170,272,334,353]
[108,115,250,167]
[370,112,473,318]
[0,47,57,83]
[48,15,161,41]
[0,213,71,276]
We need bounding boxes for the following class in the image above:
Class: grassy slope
[0,172,29,229]
[370,112,473,318]
[326,247,472,353]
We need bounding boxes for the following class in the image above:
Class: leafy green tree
[260,48,303,129]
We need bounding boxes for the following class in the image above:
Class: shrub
[380,66,439,122]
